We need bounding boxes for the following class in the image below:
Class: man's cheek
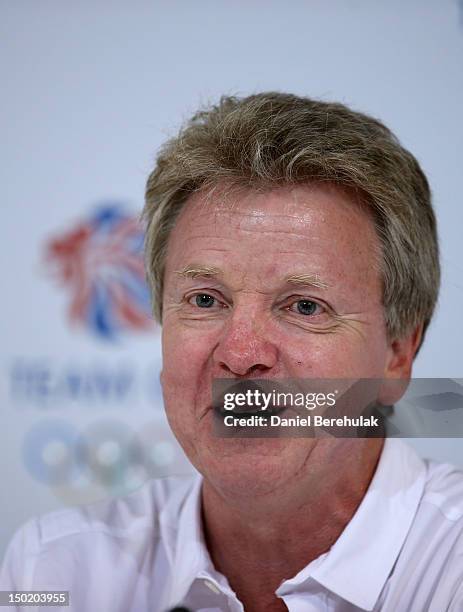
[162,339,208,394]
[292,337,371,378]
[291,339,343,372]
[176,325,217,358]
[163,325,192,366]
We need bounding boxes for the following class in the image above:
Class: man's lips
[212,404,288,417]
[211,379,295,419]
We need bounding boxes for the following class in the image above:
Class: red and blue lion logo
[45,205,154,340]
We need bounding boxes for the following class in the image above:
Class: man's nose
[212,310,279,376]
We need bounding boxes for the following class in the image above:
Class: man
[2,93,462,611]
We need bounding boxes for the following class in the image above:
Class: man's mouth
[213,404,288,418]
[211,379,296,423]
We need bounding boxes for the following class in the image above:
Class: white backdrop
[1,0,463,558]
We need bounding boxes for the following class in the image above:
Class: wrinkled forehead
[164,182,383,298]
[169,182,380,252]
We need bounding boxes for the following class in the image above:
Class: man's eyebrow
[175,266,330,289]
[175,264,222,279]
[285,274,330,289]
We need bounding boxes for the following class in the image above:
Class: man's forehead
[164,182,382,298]
[177,182,372,233]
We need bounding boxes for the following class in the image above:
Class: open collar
[277,439,426,610]
[165,439,426,611]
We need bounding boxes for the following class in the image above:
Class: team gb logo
[44,205,154,341]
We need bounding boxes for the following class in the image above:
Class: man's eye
[289,299,323,316]
[190,293,216,308]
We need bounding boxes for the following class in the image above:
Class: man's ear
[385,323,424,380]
[377,324,423,406]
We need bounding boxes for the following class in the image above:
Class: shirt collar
[277,438,427,610]
[163,439,426,611]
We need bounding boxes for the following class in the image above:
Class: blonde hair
[143,92,439,342]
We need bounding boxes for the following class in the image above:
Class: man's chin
[196,437,318,500]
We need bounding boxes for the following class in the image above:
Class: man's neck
[201,438,384,612]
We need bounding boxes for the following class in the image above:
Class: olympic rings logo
[21,418,191,502]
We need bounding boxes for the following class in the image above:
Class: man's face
[160,183,397,496]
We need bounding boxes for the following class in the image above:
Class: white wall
[1,0,463,557]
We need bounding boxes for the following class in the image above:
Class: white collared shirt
[1,439,463,611]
